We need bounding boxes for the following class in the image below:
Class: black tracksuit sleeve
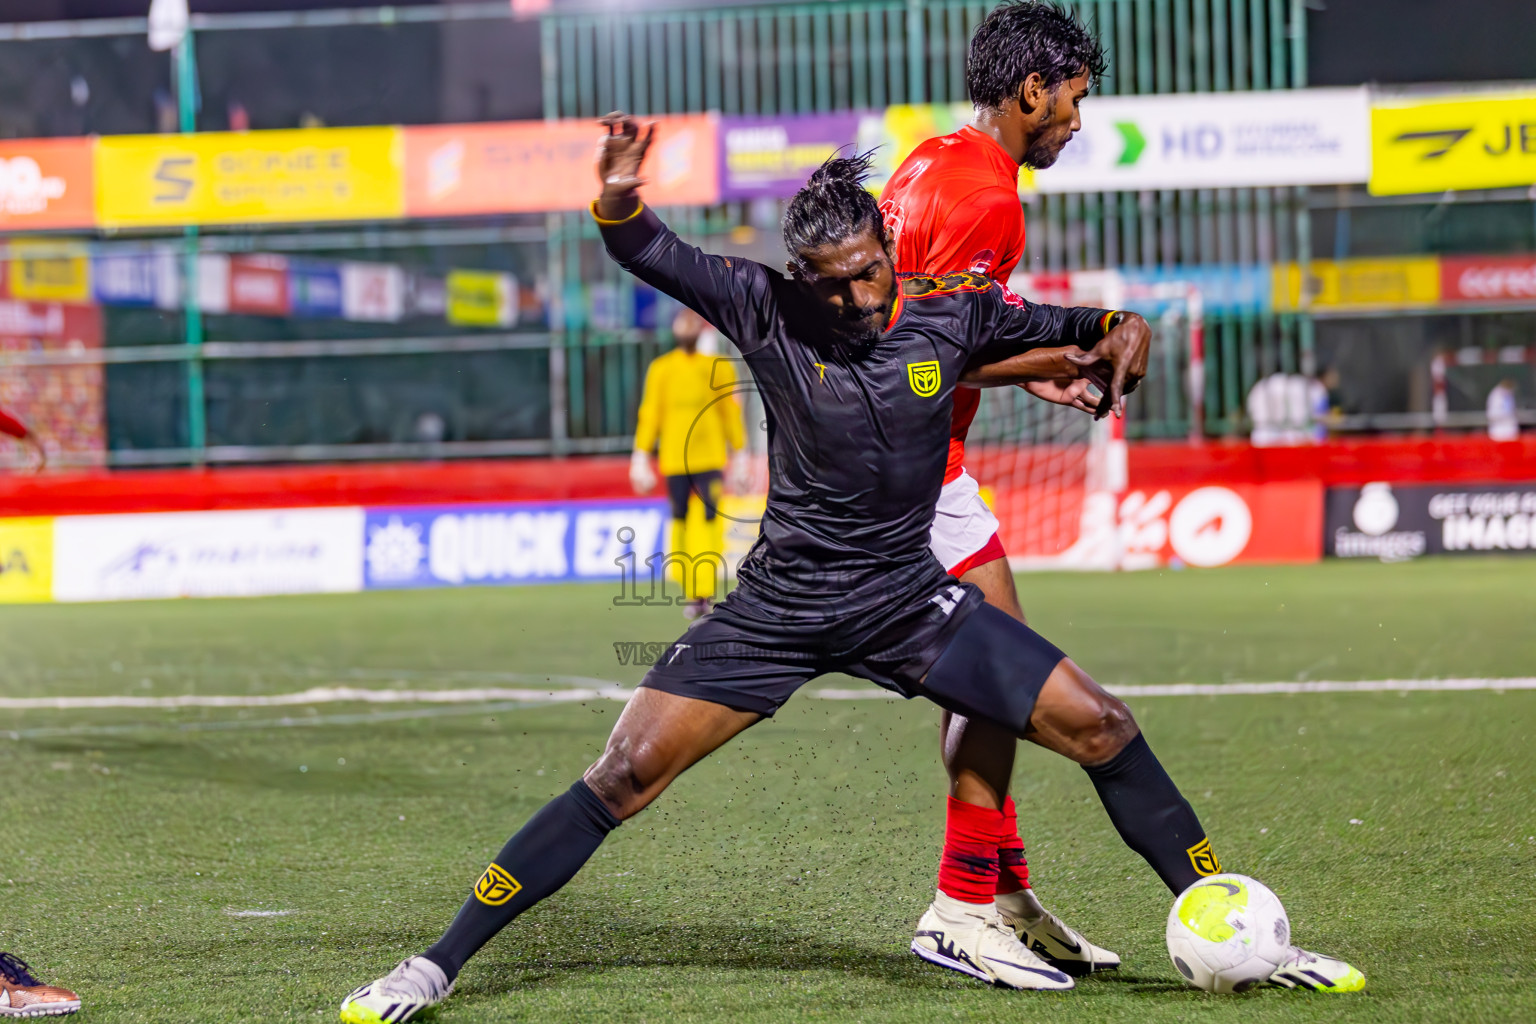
[594,201,777,355]
[965,282,1116,365]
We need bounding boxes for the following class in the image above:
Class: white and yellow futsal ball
[1166,874,1290,993]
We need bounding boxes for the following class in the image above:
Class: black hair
[966,1,1108,111]
[781,149,885,268]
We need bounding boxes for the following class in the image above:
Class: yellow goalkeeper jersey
[634,349,746,477]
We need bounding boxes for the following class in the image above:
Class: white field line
[2,678,1534,713]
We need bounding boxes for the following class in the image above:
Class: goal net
[969,269,1205,571]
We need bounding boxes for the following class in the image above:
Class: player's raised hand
[1065,312,1150,420]
[595,111,656,217]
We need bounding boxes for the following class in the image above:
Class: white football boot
[1267,946,1366,993]
[996,888,1121,977]
[339,956,453,1024]
[911,891,1075,990]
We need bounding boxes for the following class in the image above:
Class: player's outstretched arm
[968,284,1149,419]
[961,345,1102,414]
[592,112,775,353]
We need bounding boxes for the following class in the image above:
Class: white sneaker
[1267,946,1366,992]
[996,888,1121,977]
[911,891,1075,990]
[339,956,453,1024]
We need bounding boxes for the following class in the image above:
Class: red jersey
[879,125,1024,484]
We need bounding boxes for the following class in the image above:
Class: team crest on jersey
[474,863,523,906]
[1186,837,1221,876]
[907,360,941,397]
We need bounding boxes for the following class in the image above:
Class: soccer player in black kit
[338,114,1363,1022]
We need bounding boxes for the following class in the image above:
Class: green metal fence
[545,0,1314,440]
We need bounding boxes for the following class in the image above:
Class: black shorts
[638,558,1066,726]
[665,471,724,521]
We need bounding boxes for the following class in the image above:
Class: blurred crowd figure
[1488,379,1520,442]
[1247,370,1335,447]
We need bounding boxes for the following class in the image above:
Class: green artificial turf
[1,558,1533,1022]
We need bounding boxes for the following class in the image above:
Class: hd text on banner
[95,127,405,229]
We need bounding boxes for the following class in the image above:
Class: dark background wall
[1306,0,1535,87]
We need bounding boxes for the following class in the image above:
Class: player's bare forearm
[961,346,1080,387]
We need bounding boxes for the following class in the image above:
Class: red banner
[403,115,719,217]
[228,254,290,316]
[1441,254,1536,303]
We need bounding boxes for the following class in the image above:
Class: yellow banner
[0,517,53,603]
[8,240,90,302]
[95,127,404,228]
[1370,91,1536,196]
[445,270,515,328]
[1273,257,1442,312]
[876,104,1037,193]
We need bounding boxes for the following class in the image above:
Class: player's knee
[585,739,671,819]
[1065,694,1138,765]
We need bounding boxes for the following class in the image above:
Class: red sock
[937,796,1003,904]
[995,795,1031,894]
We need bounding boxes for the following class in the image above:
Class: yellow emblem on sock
[474,863,523,906]
[1186,837,1221,876]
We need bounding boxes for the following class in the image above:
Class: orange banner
[0,138,94,230]
[404,115,718,216]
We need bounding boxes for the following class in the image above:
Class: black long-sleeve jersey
[598,203,1113,606]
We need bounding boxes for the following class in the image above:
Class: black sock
[423,779,620,980]
[1081,732,1218,894]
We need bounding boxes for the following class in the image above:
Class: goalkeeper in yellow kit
[630,306,747,617]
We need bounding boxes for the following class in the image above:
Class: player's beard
[1022,126,1072,170]
[829,299,891,348]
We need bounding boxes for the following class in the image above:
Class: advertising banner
[7,240,91,303]
[363,500,668,589]
[228,254,290,316]
[445,270,516,327]
[1440,254,1536,304]
[1036,87,1371,193]
[403,115,718,217]
[288,259,344,318]
[95,126,405,228]
[1113,482,1324,569]
[1370,89,1536,196]
[1273,256,1442,312]
[0,138,94,230]
[52,507,365,602]
[341,262,404,322]
[718,112,883,200]
[992,481,1322,569]
[1326,482,1536,561]
[93,251,179,309]
[0,517,53,604]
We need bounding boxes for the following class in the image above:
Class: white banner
[341,262,405,322]
[1033,87,1371,193]
[52,508,364,602]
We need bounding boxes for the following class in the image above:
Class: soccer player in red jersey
[885,3,1361,994]
[880,3,1127,982]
